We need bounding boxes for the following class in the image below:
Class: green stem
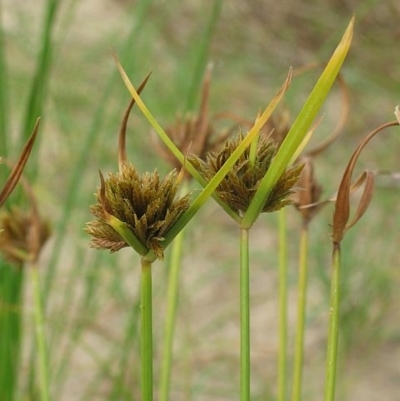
[141,258,153,401]
[159,226,186,401]
[30,263,50,401]
[240,227,250,401]
[21,0,61,181]
[277,209,288,401]
[291,224,309,401]
[324,243,341,401]
[0,261,24,401]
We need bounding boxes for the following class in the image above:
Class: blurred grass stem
[324,244,341,401]
[278,209,288,401]
[240,228,250,401]
[291,223,309,401]
[159,183,189,401]
[30,262,50,401]
[141,258,153,401]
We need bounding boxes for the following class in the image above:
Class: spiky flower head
[85,164,191,259]
[190,133,303,217]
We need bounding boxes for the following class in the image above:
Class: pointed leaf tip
[0,118,40,207]
[332,119,398,244]
[118,73,152,172]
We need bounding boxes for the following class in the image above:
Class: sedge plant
[324,107,400,401]
[101,50,295,400]
[290,158,323,401]
[288,70,350,401]
[0,179,51,401]
[85,115,192,401]
[0,120,40,401]
[114,17,354,401]
[86,65,278,400]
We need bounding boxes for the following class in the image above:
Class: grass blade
[0,5,9,161]
[242,17,354,229]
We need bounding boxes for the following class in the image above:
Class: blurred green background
[1,0,399,400]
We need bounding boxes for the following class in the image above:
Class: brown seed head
[190,133,303,216]
[85,164,191,259]
[0,207,51,265]
[152,67,235,174]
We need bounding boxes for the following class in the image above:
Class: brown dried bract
[118,74,152,172]
[291,157,323,225]
[332,118,399,244]
[0,119,40,207]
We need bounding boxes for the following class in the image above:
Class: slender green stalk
[159,178,189,401]
[240,228,250,401]
[277,209,288,401]
[30,263,50,401]
[159,226,185,401]
[0,261,24,401]
[141,258,153,401]
[291,224,309,401]
[324,243,342,401]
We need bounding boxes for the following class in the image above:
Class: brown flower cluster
[190,133,303,216]
[0,207,50,265]
[153,66,235,174]
[86,164,191,259]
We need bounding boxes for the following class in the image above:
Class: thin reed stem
[0,261,24,401]
[30,263,50,401]
[240,227,250,401]
[291,223,309,401]
[159,226,186,401]
[141,258,153,401]
[277,209,288,401]
[324,243,341,401]
[20,0,61,181]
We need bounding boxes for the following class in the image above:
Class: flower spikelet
[190,133,303,216]
[86,164,191,259]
